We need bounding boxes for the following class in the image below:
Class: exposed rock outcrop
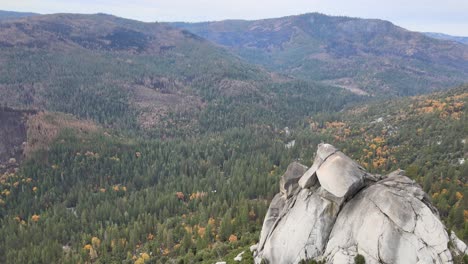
[254,143,467,264]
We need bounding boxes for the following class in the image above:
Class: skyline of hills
[0,13,360,135]
[424,32,468,45]
[172,13,468,96]
[0,8,466,264]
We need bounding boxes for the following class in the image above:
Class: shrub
[355,254,366,264]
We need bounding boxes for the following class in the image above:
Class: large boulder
[258,187,342,263]
[279,162,308,198]
[323,176,453,263]
[254,143,466,264]
[316,151,366,198]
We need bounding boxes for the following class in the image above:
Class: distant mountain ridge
[424,32,468,45]
[0,13,267,131]
[171,13,468,96]
[0,13,357,134]
[0,10,38,20]
[0,13,207,52]
[2,10,467,98]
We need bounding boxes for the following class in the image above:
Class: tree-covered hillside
[0,10,38,21]
[172,13,468,96]
[0,14,361,135]
[425,32,468,45]
[0,11,467,264]
[0,86,466,263]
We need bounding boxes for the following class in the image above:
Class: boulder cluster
[253,143,467,264]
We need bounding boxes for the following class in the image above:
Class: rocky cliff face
[253,143,467,264]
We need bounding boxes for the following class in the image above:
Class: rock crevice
[254,143,467,264]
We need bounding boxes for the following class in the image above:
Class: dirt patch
[0,108,99,176]
[130,84,204,129]
[0,107,37,173]
[25,111,98,156]
[218,79,260,98]
[322,78,370,96]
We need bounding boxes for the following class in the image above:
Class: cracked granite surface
[254,143,467,264]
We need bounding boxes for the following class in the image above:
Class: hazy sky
[1,0,468,35]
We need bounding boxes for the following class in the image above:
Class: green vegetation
[354,254,365,264]
[0,13,467,264]
[0,17,362,135]
[0,85,465,263]
[173,13,468,96]
[0,126,294,263]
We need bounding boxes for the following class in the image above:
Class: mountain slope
[171,13,468,96]
[425,32,468,45]
[0,10,38,21]
[0,13,360,134]
[0,108,98,175]
[0,108,37,174]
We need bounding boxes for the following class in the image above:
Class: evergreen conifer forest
[0,11,467,264]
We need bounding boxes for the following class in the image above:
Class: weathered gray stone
[451,231,468,255]
[279,161,308,198]
[256,188,342,263]
[323,175,462,263]
[316,151,365,198]
[254,143,466,264]
[298,144,339,189]
[316,143,338,160]
[250,244,258,253]
[257,193,286,252]
[298,154,321,189]
[234,251,245,261]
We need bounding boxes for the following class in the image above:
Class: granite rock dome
[253,143,467,264]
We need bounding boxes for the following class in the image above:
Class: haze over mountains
[424,32,468,45]
[0,10,38,21]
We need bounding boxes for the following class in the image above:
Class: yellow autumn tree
[208,217,216,226]
[141,253,150,261]
[197,227,206,237]
[91,237,101,248]
[31,214,40,222]
[134,257,145,264]
[89,246,98,260]
[228,234,238,243]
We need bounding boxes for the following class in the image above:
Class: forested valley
[0,12,467,264]
[0,86,466,263]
